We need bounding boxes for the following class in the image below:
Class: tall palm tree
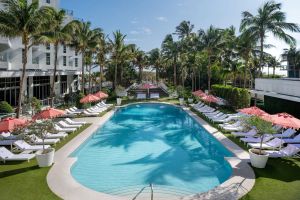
[162,34,179,86]
[286,47,300,78]
[72,21,103,94]
[198,25,224,92]
[175,20,194,40]
[35,9,78,107]
[132,48,147,83]
[109,30,127,89]
[240,1,300,75]
[148,48,163,83]
[96,35,109,90]
[0,0,52,118]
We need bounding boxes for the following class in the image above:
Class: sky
[60,0,300,61]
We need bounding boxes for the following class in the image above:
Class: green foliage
[76,92,85,109]
[31,97,41,113]
[176,86,185,98]
[243,116,275,136]
[212,84,250,109]
[0,101,13,113]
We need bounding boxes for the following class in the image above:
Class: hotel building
[0,0,82,107]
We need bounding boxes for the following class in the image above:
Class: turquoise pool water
[71,103,233,197]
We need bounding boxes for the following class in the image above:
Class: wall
[264,96,300,118]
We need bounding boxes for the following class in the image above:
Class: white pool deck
[47,103,255,200]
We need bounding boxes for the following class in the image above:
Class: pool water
[71,103,233,197]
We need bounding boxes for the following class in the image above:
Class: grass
[0,123,91,200]
[190,106,300,200]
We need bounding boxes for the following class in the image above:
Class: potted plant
[28,120,56,167]
[243,116,276,168]
[115,85,125,106]
[177,86,185,106]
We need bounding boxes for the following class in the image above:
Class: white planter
[249,149,269,168]
[179,98,184,106]
[188,98,193,104]
[36,148,55,168]
[128,96,134,100]
[117,98,122,106]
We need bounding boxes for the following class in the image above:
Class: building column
[67,75,73,94]
[27,76,33,99]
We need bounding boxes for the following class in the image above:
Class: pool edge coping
[47,102,255,200]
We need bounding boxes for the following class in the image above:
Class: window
[46,44,50,50]
[46,0,51,4]
[75,58,78,67]
[75,50,78,56]
[33,76,50,100]
[68,56,73,67]
[32,48,39,64]
[0,77,21,106]
[22,49,25,64]
[46,53,51,65]
[63,56,67,66]
[63,45,67,53]
[60,75,68,94]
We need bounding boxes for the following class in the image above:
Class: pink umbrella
[80,94,100,104]
[201,95,219,103]
[0,118,28,132]
[262,113,300,129]
[239,106,269,117]
[192,90,206,97]
[32,108,65,120]
[141,83,157,89]
[94,91,108,100]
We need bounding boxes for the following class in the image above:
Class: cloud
[156,16,168,22]
[142,27,152,35]
[130,19,138,24]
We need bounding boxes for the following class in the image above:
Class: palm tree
[72,21,103,94]
[109,30,127,89]
[148,48,163,83]
[0,0,52,118]
[96,35,109,90]
[131,48,147,83]
[175,20,194,40]
[286,47,300,78]
[162,34,180,86]
[240,1,300,75]
[198,26,224,92]
[35,9,78,107]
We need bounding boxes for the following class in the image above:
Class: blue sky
[61,0,300,58]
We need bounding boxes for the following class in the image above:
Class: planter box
[117,98,122,106]
[36,148,55,168]
[249,149,269,168]
[179,98,184,106]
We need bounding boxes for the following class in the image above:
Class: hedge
[212,84,250,109]
[0,101,14,113]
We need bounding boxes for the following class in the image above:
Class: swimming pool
[71,103,233,198]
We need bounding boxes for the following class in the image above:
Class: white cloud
[142,27,152,35]
[130,19,138,24]
[156,16,168,22]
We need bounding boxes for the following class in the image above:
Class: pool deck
[47,103,255,200]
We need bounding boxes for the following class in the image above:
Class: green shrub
[212,84,250,109]
[76,93,85,109]
[0,101,14,113]
[31,97,41,113]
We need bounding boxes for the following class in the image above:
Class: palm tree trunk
[88,64,92,94]
[114,62,118,89]
[173,57,177,86]
[17,39,29,118]
[208,57,212,93]
[243,58,248,88]
[99,63,103,91]
[273,66,275,78]
[50,43,59,108]
[81,51,85,94]
[155,67,159,83]
[259,35,264,77]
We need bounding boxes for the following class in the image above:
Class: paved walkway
[47,104,255,200]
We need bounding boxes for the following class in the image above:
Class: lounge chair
[0,132,19,140]
[150,93,160,99]
[240,135,273,144]
[83,110,99,117]
[204,111,221,117]
[44,132,68,139]
[282,134,300,144]
[54,124,76,133]
[232,129,257,137]
[65,118,86,125]
[0,147,35,163]
[137,93,146,99]
[273,128,296,138]
[58,121,81,128]
[28,135,60,145]
[66,108,81,114]
[14,140,50,151]
[265,144,300,158]
[248,138,284,149]
[0,140,18,146]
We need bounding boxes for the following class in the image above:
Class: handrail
[132,183,154,200]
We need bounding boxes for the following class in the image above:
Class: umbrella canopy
[80,94,100,104]
[140,83,157,89]
[262,113,300,129]
[0,118,28,132]
[33,108,65,120]
[201,95,219,103]
[94,91,108,99]
[239,106,269,117]
[192,90,206,97]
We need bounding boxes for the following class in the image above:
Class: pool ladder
[132,183,154,200]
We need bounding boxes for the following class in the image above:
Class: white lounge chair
[0,140,18,146]
[150,93,160,99]
[137,93,146,99]
[0,132,19,140]
[44,132,68,139]
[66,108,81,114]
[282,134,300,144]
[265,144,300,158]
[240,135,273,144]
[0,147,35,163]
[58,121,81,128]
[273,128,296,138]
[65,118,86,125]
[28,135,60,145]
[232,129,257,137]
[83,110,99,117]
[14,140,50,151]
[248,138,284,149]
[54,124,76,133]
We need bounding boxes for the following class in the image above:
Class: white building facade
[0,0,82,106]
